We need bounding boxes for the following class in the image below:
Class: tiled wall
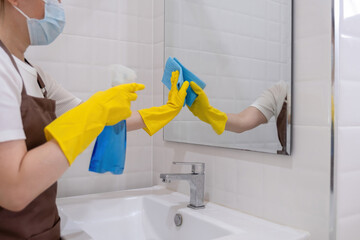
[26,0,154,197]
[336,0,360,239]
[153,0,332,239]
[163,0,292,153]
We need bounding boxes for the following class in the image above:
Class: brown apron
[0,40,61,239]
[276,97,287,154]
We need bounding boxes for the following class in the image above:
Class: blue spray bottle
[89,121,127,174]
[89,65,137,175]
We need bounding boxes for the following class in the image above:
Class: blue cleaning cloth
[162,57,206,107]
[162,56,184,90]
[89,120,127,175]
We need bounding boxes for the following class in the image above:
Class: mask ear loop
[13,5,30,20]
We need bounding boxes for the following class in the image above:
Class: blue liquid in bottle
[89,120,127,175]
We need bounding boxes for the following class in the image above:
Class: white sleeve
[251,81,287,122]
[34,66,82,117]
[0,49,26,142]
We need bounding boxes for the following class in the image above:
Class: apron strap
[37,73,48,98]
[0,40,48,98]
[25,59,48,98]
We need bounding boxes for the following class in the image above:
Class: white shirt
[251,81,288,122]
[0,47,81,143]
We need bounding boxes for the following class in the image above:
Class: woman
[0,0,188,239]
[188,81,289,153]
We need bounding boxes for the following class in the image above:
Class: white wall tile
[338,80,360,126]
[61,6,93,36]
[336,1,360,239]
[338,171,360,219]
[63,35,93,65]
[138,0,154,19]
[118,0,139,16]
[340,37,360,81]
[337,127,360,173]
[293,35,332,82]
[337,214,360,240]
[236,161,264,198]
[213,158,237,193]
[92,0,118,13]
[292,81,331,126]
[92,11,117,39]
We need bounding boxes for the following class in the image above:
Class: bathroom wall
[335,0,360,239]
[26,0,154,197]
[153,0,333,239]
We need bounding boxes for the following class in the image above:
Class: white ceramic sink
[57,186,310,240]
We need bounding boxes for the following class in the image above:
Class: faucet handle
[173,162,205,174]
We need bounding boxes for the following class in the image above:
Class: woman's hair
[0,0,4,17]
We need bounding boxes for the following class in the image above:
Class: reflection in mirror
[163,0,293,155]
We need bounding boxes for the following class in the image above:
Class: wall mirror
[163,0,293,155]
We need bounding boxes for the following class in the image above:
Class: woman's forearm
[126,111,146,131]
[225,107,268,133]
[0,139,68,211]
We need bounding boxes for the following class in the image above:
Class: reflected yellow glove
[45,83,145,165]
[138,71,189,136]
[187,82,228,135]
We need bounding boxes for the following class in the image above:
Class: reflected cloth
[162,57,206,107]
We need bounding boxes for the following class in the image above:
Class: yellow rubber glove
[138,71,189,136]
[187,82,228,135]
[44,83,145,165]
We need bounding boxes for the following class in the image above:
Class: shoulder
[267,81,287,104]
[268,81,287,95]
[0,48,23,93]
[250,81,288,121]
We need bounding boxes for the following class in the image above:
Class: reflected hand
[139,71,189,136]
[187,82,228,135]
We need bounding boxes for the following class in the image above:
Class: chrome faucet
[160,162,205,209]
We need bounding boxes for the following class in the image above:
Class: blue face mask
[14,0,65,46]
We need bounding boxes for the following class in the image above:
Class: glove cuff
[138,105,180,136]
[208,107,228,135]
[44,101,106,165]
